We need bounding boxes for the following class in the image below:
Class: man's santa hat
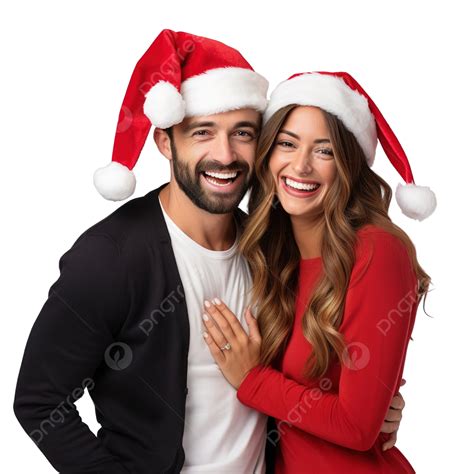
[264,71,437,221]
[93,29,268,201]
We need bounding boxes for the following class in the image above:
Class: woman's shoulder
[356,224,402,244]
[348,224,417,302]
[353,224,411,269]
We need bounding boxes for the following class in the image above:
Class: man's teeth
[284,177,320,191]
[204,171,238,179]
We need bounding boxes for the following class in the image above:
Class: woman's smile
[280,175,322,198]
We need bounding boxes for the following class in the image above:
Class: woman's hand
[381,378,406,451]
[201,298,261,390]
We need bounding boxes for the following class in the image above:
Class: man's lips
[200,169,245,189]
[202,170,241,180]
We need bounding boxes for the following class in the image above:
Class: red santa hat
[93,29,269,201]
[263,71,437,221]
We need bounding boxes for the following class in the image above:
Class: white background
[1,1,472,472]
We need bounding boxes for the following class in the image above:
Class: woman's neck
[290,214,325,260]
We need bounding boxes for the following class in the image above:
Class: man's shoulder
[76,187,168,253]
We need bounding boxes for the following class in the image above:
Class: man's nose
[211,135,238,166]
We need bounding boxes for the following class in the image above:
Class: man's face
[165,108,261,214]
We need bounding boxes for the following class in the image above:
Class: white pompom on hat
[93,29,268,201]
[263,71,436,221]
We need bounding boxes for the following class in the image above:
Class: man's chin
[174,172,248,214]
[199,192,243,214]
[194,184,245,213]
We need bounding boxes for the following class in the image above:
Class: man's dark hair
[163,126,177,159]
[165,127,173,142]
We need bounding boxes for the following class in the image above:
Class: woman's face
[268,106,338,219]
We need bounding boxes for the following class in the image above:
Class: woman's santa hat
[93,29,268,201]
[264,71,436,221]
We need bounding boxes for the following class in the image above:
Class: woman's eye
[316,148,334,158]
[278,141,294,148]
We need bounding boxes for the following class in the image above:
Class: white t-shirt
[159,197,267,473]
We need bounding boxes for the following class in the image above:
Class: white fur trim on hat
[143,81,186,129]
[263,73,377,165]
[93,161,136,201]
[181,67,268,118]
[395,183,437,221]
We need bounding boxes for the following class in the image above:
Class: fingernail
[202,331,208,338]
[213,297,221,305]
[202,313,209,321]
[204,300,211,308]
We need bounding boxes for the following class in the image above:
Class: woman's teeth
[284,177,320,191]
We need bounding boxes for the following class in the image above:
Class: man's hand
[380,378,406,451]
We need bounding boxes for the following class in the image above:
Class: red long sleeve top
[237,225,419,473]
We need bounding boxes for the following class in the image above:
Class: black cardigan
[14,183,276,473]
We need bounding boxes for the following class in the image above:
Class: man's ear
[153,128,173,161]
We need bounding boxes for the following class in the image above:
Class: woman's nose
[292,150,313,175]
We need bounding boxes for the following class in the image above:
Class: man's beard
[170,139,252,214]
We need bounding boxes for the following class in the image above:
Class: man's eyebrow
[182,121,216,133]
[279,129,331,144]
[182,120,260,134]
[233,121,260,133]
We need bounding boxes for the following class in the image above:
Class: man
[13,29,404,473]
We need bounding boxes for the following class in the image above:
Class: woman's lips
[282,175,320,185]
[280,176,322,198]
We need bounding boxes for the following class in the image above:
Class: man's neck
[158,182,237,251]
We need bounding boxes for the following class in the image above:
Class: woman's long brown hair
[239,105,432,379]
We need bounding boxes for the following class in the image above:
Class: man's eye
[192,130,210,136]
[278,141,294,148]
[235,130,254,138]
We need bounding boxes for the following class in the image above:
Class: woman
[201,71,436,472]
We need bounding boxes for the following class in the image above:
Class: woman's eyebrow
[279,129,331,144]
[279,129,299,139]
